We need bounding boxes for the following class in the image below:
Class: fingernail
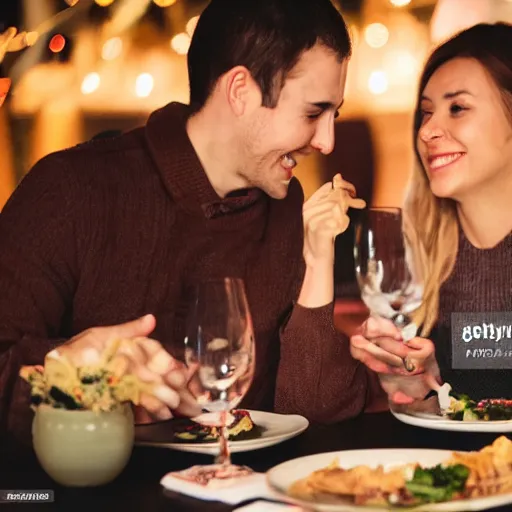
[152,385,179,409]
[154,407,173,421]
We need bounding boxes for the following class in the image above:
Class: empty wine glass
[354,208,424,371]
[184,277,255,476]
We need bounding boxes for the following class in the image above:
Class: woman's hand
[350,316,442,404]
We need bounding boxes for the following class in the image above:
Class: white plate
[267,448,512,511]
[135,410,309,454]
[391,409,512,433]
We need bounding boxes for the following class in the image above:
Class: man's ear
[223,66,262,117]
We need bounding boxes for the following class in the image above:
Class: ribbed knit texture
[432,229,512,399]
[0,102,373,444]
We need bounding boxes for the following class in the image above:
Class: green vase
[32,403,134,487]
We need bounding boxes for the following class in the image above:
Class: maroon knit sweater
[0,103,380,444]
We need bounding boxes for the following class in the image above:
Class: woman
[350,22,512,407]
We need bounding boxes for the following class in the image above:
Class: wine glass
[353,208,424,371]
[184,277,255,477]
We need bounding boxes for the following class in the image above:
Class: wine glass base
[171,464,254,487]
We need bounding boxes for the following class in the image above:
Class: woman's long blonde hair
[404,22,512,336]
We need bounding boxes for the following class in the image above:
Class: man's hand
[303,173,365,268]
[47,314,201,421]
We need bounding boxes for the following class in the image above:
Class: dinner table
[1,410,510,511]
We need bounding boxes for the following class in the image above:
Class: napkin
[160,465,299,509]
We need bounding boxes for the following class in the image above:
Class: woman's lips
[427,152,465,172]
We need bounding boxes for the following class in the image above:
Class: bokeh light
[81,72,100,95]
[364,23,389,48]
[186,16,200,37]
[390,0,411,6]
[102,37,123,60]
[135,73,154,98]
[49,34,66,53]
[95,0,115,6]
[153,0,177,6]
[170,33,191,55]
[368,71,388,95]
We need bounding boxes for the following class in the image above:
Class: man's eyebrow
[421,90,473,102]
[309,100,344,111]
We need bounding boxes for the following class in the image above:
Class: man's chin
[264,183,289,200]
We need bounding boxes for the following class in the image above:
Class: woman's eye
[307,112,322,119]
[420,109,432,120]
[450,104,466,115]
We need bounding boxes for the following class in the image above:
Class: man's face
[238,44,348,199]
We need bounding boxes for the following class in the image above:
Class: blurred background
[1,0,512,303]
[2,0,512,205]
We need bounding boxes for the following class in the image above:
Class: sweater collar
[144,102,262,219]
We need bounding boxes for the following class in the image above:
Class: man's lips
[281,153,297,181]
[427,152,465,172]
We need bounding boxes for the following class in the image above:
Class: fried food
[289,436,512,507]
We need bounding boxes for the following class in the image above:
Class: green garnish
[405,464,469,503]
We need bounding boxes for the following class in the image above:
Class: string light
[81,72,100,94]
[368,71,388,95]
[135,73,154,97]
[102,37,123,60]
[153,0,177,6]
[364,23,389,48]
[95,0,115,6]
[170,33,191,55]
[390,0,411,6]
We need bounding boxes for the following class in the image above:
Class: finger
[165,370,187,389]
[333,176,356,198]
[351,345,396,374]
[139,393,173,421]
[174,389,202,417]
[366,336,413,360]
[145,348,182,376]
[390,390,415,405]
[117,339,148,364]
[332,173,343,189]
[108,353,131,376]
[136,337,162,358]
[363,316,402,340]
[400,338,435,371]
[102,314,156,340]
[350,334,405,368]
[348,197,366,209]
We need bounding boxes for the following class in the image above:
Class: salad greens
[405,464,470,503]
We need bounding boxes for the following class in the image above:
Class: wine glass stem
[215,411,231,466]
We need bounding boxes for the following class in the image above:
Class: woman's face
[416,57,512,201]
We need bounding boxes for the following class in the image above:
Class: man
[0,0,381,444]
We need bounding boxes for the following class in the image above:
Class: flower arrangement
[19,339,150,413]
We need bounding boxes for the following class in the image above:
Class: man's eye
[307,112,322,119]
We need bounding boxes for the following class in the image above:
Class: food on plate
[445,393,512,421]
[288,436,512,507]
[172,410,263,443]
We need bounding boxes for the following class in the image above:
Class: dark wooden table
[1,411,510,511]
